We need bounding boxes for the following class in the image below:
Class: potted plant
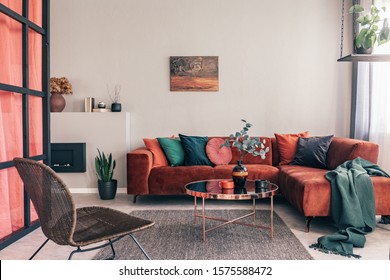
[221,119,270,190]
[95,148,117,200]
[350,4,390,54]
[50,77,73,112]
[108,84,122,112]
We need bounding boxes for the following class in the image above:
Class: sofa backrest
[326,137,379,170]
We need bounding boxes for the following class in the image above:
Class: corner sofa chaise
[127,135,390,231]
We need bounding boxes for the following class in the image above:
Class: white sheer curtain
[367,0,390,172]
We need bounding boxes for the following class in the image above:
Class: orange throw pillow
[143,138,170,167]
[274,131,309,165]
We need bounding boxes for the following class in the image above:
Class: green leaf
[356,15,367,24]
[349,4,364,13]
[379,25,390,45]
[362,30,376,49]
[355,28,369,48]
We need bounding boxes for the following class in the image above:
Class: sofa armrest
[127,148,153,195]
[326,137,379,170]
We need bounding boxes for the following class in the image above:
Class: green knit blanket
[310,157,390,258]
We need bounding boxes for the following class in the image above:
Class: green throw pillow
[157,137,185,166]
[179,134,214,166]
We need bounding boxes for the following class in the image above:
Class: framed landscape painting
[170,56,219,92]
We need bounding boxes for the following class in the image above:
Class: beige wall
[51,0,353,150]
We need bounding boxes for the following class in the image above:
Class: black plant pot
[98,179,117,200]
[111,103,122,112]
[232,160,248,190]
[356,46,373,54]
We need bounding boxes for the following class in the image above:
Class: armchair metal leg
[68,239,116,260]
[133,195,139,203]
[29,238,50,260]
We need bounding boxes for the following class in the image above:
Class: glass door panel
[0,13,23,87]
[0,91,23,162]
[0,0,22,15]
[29,95,43,157]
[29,0,42,27]
[0,167,24,241]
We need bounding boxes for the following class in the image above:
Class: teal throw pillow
[157,137,185,166]
[179,134,214,166]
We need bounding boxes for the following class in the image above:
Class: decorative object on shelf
[350,4,390,54]
[170,56,219,92]
[98,102,106,108]
[49,77,73,112]
[221,119,270,189]
[84,97,95,112]
[93,108,111,113]
[95,149,117,200]
[338,0,390,62]
[108,84,122,112]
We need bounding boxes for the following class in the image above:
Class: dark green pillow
[157,137,185,166]
[179,134,214,166]
[291,135,333,168]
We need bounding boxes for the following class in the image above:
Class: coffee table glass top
[185,179,278,200]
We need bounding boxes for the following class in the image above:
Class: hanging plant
[350,4,390,53]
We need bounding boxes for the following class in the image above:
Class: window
[0,0,49,249]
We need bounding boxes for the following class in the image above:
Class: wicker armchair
[13,157,154,260]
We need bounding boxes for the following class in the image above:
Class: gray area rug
[93,210,313,260]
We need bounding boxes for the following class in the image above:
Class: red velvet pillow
[143,138,170,167]
[206,138,232,165]
[274,131,309,165]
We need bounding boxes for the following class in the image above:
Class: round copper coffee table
[185,179,278,241]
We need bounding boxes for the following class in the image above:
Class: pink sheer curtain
[0,0,41,240]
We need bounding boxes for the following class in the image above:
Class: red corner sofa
[127,136,390,231]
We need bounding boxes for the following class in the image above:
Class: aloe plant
[95,149,116,182]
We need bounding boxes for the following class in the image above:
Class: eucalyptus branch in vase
[221,119,270,162]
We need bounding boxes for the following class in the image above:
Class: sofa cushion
[157,137,185,166]
[274,131,309,165]
[326,137,379,170]
[206,138,232,165]
[278,165,331,216]
[143,138,169,167]
[291,135,333,169]
[148,166,215,194]
[179,134,214,166]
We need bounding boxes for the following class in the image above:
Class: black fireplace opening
[51,143,86,173]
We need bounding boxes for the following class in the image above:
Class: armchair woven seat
[14,157,154,260]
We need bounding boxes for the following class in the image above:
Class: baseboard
[68,187,127,194]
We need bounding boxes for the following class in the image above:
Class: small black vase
[98,179,117,200]
[232,160,248,190]
[111,102,122,112]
